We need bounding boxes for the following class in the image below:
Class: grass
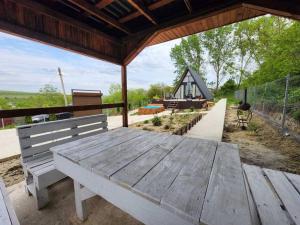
[214,93,239,105]
[0,90,38,98]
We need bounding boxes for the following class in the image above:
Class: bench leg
[74,181,88,221]
[35,187,49,210]
[24,171,49,209]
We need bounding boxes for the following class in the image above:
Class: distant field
[0,90,38,98]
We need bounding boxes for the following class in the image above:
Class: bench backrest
[17,114,108,163]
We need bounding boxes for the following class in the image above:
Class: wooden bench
[17,114,108,209]
[0,178,20,225]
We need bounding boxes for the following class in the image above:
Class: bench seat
[17,114,108,209]
[0,178,20,225]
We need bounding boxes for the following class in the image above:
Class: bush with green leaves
[152,116,162,126]
[291,110,300,122]
[143,120,149,124]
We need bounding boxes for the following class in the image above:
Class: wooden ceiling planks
[0,0,299,65]
[146,6,265,46]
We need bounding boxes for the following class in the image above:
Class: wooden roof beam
[96,0,114,9]
[120,0,174,23]
[184,0,192,14]
[127,0,158,25]
[67,0,131,34]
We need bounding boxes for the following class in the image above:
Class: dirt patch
[0,157,24,186]
[223,106,300,174]
[130,113,201,134]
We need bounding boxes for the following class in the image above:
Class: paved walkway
[185,99,227,141]
[0,110,171,161]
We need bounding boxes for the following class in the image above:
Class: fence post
[262,83,267,113]
[281,74,290,133]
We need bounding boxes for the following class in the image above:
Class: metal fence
[235,75,300,139]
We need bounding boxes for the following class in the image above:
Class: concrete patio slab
[185,99,227,141]
[7,179,142,225]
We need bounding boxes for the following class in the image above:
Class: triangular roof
[173,67,213,100]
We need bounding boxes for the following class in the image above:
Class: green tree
[233,23,252,88]
[170,35,205,85]
[241,17,300,86]
[147,83,172,99]
[0,98,10,110]
[202,26,235,90]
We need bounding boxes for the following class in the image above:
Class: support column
[121,65,128,127]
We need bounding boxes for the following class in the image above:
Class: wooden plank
[127,0,157,25]
[65,129,146,162]
[285,172,300,193]
[54,153,193,225]
[0,179,19,225]
[17,114,107,137]
[51,127,128,155]
[20,122,107,148]
[21,129,108,158]
[80,131,164,174]
[201,143,252,225]
[242,169,261,225]
[102,134,183,181]
[121,65,128,127]
[0,182,12,225]
[264,168,300,225]
[96,0,113,9]
[111,135,184,188]
[68,0,131,34]
[132,137,200,203]
[0,103,123,118]
[243,164,291,225]
[160,140,217,224]
[119,0,175,23]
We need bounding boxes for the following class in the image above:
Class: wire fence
[235,75,300,139]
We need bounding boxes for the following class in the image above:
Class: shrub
[152,116,162,126]
[49,114,57,121]
[291,110,300,122]
[248,122,260,133]
[190,106,194,112]
[163,124,170,130]
[25,116,32,124]
[143,120,149,124]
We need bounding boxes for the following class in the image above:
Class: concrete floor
[7,179,143,225]
[0,110,171,161]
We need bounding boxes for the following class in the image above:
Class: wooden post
[121,65,128,127]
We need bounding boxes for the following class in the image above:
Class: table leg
[74,180,88,221]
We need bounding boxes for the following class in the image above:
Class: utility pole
[58,67,68,106]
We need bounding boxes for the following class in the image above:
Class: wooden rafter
[242,0,300,20]
[119,0,174,23]
[96,0,114,9]
[67,0,131,34]
[184,0,192,13]
[127,0,158,25]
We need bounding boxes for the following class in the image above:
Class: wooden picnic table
[51,127,252,225]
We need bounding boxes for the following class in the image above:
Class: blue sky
[0,31,215,95]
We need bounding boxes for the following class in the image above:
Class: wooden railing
[0,103,124,118]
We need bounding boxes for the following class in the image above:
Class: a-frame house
[173,67,213,100]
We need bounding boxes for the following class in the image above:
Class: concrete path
[185,99,227,141]
[0,110,171,161]
[0,129,20,161]
[108,110,171,130]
